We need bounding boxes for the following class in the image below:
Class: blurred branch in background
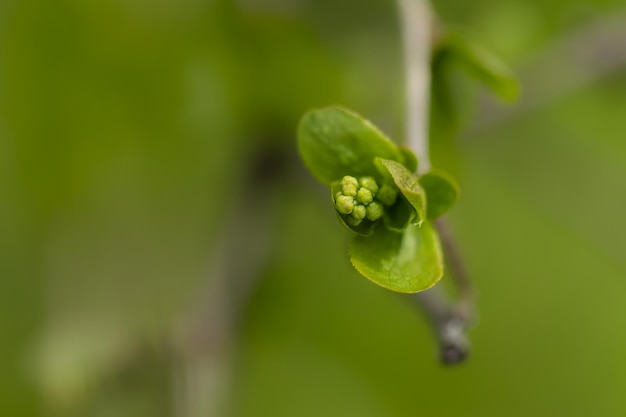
[398,0,475,364]
[473,9,626,130]
[171,147,286,417]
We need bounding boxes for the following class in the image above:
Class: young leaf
[377,158,426,225]
[398,146,418,173]
[440,33,520,102]
[430,45,474,149]
[349,222,443,293]
[297,107,403,184]
[383,197,412,232]
[420,170,460,219]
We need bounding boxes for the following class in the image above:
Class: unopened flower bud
[377,184,398,206]
[356,188,373,205]
[359,176,379,194]
[335,195,355,215]
[347,216,362,226]
[341,176,358,197]
[366,201,384,221]
[351,204,367,221]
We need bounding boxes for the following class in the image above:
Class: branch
[398,0,475,364]
[411,217,475,364]
[398,0,432,173]
[171,147,287,417]
[435,217,475,322]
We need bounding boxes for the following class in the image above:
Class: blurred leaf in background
[1,0,626,416]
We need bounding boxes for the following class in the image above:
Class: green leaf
[382,197,412,232]
[420,170,460,219]
[349,222,443,293]
[377,158,426,225]
[430,44,474,149]
[297,107,403,185]
[440,33,520,101]
[398,146,418,173]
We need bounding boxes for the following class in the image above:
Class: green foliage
[350,221,443,293]
[429,29,520,166]
[297,107,404,185]
[377,158,426,226]
[419,171,459,219]
[436,32,520,102]
[398,146,419,172]
[297,107,459,293]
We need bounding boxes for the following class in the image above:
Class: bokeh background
[2,0,626,416]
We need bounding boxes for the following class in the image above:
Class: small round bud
[341,176,358,197]
[366,201,384,221]
[359,177,379,194]
[351,204,367,221]
[377,184,398,206]
[347,216,362,226]
[356,188,373,205]
[335,195,355,215]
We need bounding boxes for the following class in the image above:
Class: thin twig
[413,289,470,364]
[435,217,475,321]
[398,0,432,174]
[398,0,475,364]
[171,147,286,417]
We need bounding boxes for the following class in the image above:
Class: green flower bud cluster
[334,175,398,226]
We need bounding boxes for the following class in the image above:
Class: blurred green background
[2,0,626,416]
